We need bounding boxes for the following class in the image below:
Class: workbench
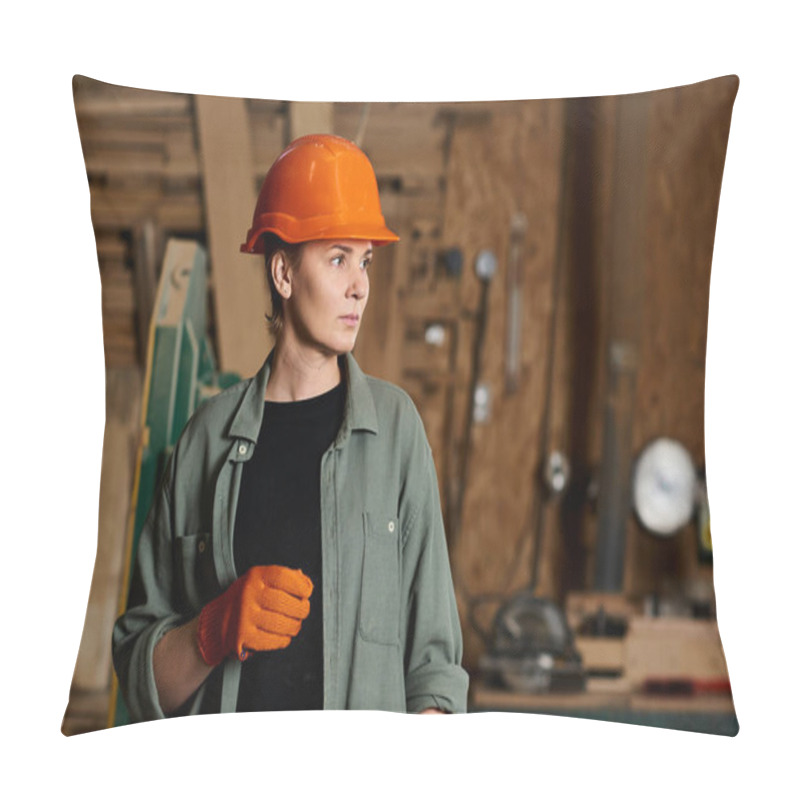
[469,678,738,736]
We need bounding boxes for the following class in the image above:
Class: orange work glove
[196,565,313,667]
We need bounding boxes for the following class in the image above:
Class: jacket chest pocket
[174,532,218,612]
[358,513,401,646]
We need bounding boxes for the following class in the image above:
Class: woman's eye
[361,259,372,271]
[332,255,344,267]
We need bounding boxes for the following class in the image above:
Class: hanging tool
[447,248,496,550]
[505,212,527,392]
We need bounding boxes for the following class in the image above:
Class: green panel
[146,326,179,450]
[171,319,199,442]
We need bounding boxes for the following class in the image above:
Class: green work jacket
[112,352,469,720]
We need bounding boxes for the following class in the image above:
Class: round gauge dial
[632,437,697,536]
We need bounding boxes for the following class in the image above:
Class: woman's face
[281,239,372,357]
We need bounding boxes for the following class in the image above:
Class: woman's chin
[332,329,360,354]
[316,335,359,359]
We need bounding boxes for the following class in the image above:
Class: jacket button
[238,444,247,455]
[198,541,206,554]
[388,521,395,533]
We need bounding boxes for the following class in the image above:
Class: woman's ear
[271,251,293,300]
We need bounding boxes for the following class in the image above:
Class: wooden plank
[73,75,192,117]
[102,333,137,351]
[84,152,200,181]
[88,188,203,231]
[624,617,732,687]
[165,128,197,161]
[104,350,138,369]
[574,637,625,672]
[585,676,632,694]
[335,102,446,179]
[103,346,138,365]
[62,689,111,736]
[250,109,287,178]
[76,121,196,156]
[101,269,134,286]
[289,101,333,138]
[75,93,192,117]
[102,319,137,340]
[76,117,195,148]
[70,368,141,693]
[247,98,287,115]
[102,284,135,312]
[471,683,628,711]
[196,94,270,377]
[95,234,128,263]
[77,124,170,149]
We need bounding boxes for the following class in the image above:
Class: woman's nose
[349,268,368,300]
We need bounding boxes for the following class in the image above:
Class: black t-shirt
[233,380,345,712]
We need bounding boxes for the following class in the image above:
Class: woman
[112,134,468,719]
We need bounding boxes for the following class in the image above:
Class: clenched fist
[196,565,313,666]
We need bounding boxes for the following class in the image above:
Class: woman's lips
[340,314,360,327]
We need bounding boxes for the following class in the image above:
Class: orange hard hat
[241,134,399,254]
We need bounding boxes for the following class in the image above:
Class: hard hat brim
[241,215,400,254]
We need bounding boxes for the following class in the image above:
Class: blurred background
[63,75,738,735]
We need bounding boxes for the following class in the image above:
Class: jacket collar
[227,350,378,443]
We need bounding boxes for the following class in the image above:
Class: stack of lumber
[74,78,201,368]
[96,233,137,366]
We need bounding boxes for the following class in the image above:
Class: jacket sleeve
[111,451,187,722]
[400,414,469,713]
